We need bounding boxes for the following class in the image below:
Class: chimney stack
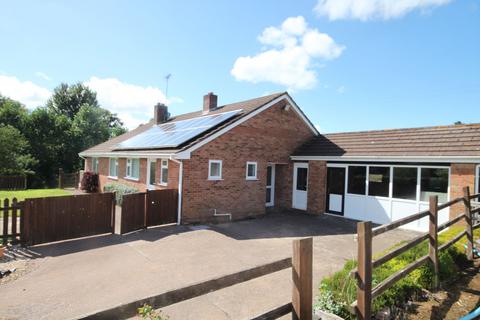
[154,103,169,124]
[203,92,218,113]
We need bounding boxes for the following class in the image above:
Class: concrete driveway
[0,213,417,320]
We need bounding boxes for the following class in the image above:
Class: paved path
[0,213,417,319]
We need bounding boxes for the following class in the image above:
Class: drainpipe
[170,157,183,225]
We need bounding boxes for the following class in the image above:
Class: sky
[0,0,479,133]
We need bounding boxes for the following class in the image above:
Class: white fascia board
[290,155,480,163]
[176,94,318,160]
[78,151,178,158]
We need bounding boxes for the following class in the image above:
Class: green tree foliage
[0,82,128,187]
[46,82,100,119]
[0,125,37,175]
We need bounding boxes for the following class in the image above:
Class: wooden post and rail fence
[352,186,480,320]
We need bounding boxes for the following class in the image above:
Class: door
[266,165,275,207]
[326,167,346,215]
[292,163,308,210]
[147,159,157,190]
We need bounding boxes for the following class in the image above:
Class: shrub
[137,304,169,320]
[80,171,99,193]
[316,226,479,319]
[103,183,138,205]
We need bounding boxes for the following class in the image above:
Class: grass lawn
[0,188,72,202]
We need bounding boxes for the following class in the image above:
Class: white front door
[266,165,275,207]
[146,159,157,190]
[292,163,308,210]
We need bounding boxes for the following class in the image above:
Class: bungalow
[79,92,480,230]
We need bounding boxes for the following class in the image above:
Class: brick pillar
[449,163,476,219]
[307,161,326,214]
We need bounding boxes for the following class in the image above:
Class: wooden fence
[1,198,23,244]
[0,175,27,190]
[80,237,313,320]
[121,189,178,234]
[352,186,480,319]
[58,169,79,189]
[22,192,115,246]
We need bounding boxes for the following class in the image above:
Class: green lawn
[0,188,72,202]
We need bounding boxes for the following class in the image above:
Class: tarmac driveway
[0,213,417,320]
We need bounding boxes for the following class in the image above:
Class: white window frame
[208,160,223,180]
[475,165,480,196]
[246,161,258,180]
[92,157,99,173]
[125,158,140,180]
[160,159,169,186]
[108,158,118,178]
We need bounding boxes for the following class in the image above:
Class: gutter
[290,155,480,164]
[169,157,183,225]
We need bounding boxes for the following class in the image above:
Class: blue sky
[0,0,479,132]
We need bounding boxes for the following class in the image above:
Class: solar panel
[116,109,242,150]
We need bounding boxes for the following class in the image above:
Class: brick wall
[181,100,315,223]
[307,161,327,214]
[449,163,476,219]
[86,157,179,192]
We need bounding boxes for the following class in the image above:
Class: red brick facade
[180,101,315,222]
[449,163,476,219]
[307,161,327,214]
[85,157,179,192]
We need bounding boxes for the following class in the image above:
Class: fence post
[356,221,372,320]
[429,195,439,290]
[2,199,8,244]
[58,168,63,189]
[463,186,474,261]
[292,237,312,320]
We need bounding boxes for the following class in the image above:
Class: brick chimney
[203,92,217,113]
[154,103,169,124]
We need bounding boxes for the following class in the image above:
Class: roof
[293,123,480,159]
[80,92,287,156]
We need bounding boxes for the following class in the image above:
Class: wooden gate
[22,193,115,245]
[146,189,178,226]
[121,192,146,234]
[120,189,178,234]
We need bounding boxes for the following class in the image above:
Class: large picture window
[348,166,366,195]
[392,167,418,200]
[368,166,390,197]
[420,168,448,203]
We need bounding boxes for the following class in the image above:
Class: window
[246,162,257,180]
[392,167,417,200]
[92,157,99,173]
[420,168,448,203]
[368,166,390,197]
[109,158,118,177]
[348,166,366,195]
[126,158,140,180]
[296,167,308,191]
[208,160,222,180]
[160,159,168,185]
[149,160,157,185]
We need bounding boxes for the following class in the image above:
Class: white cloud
[35,71,51,81]
[315,124,322,132]
[337,85,346,94]
[0,75,51,109]
[314,0,452,21]
[231,16,344,91]
[84,77,181,129]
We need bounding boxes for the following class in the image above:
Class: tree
[0,94,29,131]
[24,108,74,187]
[72,104,112,150]
[46,83,99,119]
[0,125,37,175]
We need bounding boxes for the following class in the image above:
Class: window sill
[108,176,118,180]
[158,183,168,186]
[246,178,258,181]
[208,178,223,181]
[124,176,139,182]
